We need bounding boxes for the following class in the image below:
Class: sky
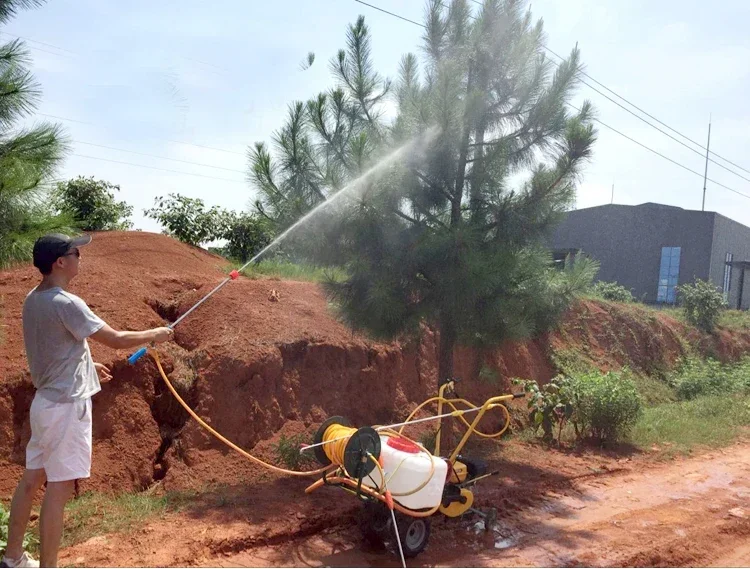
[6,0,750,232]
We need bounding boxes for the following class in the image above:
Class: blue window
[656,246,681,304]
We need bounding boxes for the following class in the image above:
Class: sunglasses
[62,249,80,258]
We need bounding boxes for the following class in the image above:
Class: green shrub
[572,370,642,443]
[53,176,133,231]
[514,375,578,443]
[590,281,634,303]
[677,279,725,333]
[144,193,227,247]
[672,357,750,400]
[273,433,316,470]
[220,212,274,263]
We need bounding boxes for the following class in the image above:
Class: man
[1,233,173,568]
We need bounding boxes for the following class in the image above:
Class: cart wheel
[392,513,431,559]
[358,501,391,549]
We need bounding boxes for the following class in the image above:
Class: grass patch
[670,357,750,400]
[61,490,193,548]
[645,305,750,331]
[239,260,347,283]
[631,373,677,406]
[646,305,685,324]
[631,394,750,453]
[720,309,750,330]
[549,346,596,376]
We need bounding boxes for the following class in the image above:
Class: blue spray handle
[127,347,148,365]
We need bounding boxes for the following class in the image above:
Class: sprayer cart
[303,380,524,559]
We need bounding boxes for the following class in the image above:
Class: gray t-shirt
[22,287,106,403]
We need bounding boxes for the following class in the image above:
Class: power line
[13,42,74,59]
[540,47,750,177]
[74,140,245,174]
[354,0,424,27]
[572,75,750,184]
[432,3,750,177]
[37,112,246,156]
[71,153,246,183]
[542,47,750,182]
[0,30,76,55]
[352,0,750,201]
[423,2,750,184]
[578,108,750,200]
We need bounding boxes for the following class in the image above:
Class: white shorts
[26,394,92,482]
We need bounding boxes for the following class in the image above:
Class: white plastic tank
[365,435,447,510]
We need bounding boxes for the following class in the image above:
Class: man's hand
[151,327,174,344]
[95,362,113,383]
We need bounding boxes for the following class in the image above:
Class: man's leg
[38,480,75,568]
[4,469,46,560]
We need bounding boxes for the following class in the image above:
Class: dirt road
[59,442,749,568]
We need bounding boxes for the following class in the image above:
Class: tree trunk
[452,62,474,227]
[437,316,457,454]
[438,317,456,384]
[469,122,486,222]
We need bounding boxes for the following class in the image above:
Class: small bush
[514,375,578,443]
[53,176,133,231]
[571,371,642,443]
[220,212,274,263]
[144,193,227,247]
[273,433,316,470]
[590,281,634,303]
[678,279,725,333]
[672,357,750,400]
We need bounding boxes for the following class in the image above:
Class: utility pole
[611,182,614,204]
[702,115,712,211]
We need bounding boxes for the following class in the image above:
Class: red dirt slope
[1,231,748,496]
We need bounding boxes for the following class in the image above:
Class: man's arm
[90,324,173,350]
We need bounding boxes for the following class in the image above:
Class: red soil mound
[1,231,748,496]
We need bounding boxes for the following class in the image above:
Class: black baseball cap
[33,233,92,271]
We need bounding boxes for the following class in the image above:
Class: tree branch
[413,169,454,202]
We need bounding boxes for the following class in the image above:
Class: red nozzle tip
[230,270,240,280]
[385,490,394,510]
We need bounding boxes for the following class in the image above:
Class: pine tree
[249,0,598,383]
[0,0,71,268]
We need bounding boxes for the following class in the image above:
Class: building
[549,203,750,309]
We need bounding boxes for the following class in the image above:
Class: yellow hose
[320,423,358,468]
[152,350,332,477]
[150,349,510,505]
[396,395,511,439]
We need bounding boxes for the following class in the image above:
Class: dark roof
[636,202,684,210]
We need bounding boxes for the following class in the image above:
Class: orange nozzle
[385,490,394,510]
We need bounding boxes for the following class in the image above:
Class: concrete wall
[549,203,715,303]
[710,214,750,308]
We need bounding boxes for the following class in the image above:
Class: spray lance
[127,268,241,363]
[126,130,440,365]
